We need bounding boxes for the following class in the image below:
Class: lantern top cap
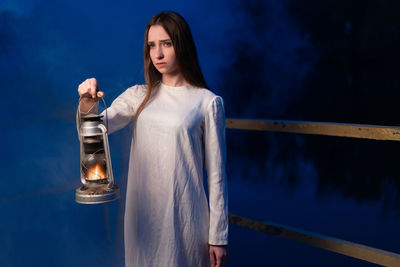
[81,114,104,121]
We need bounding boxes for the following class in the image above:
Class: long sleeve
[77,85,145,135]
[99,88,136,134]
[204,96,229,245]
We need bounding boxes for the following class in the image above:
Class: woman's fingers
[209,245,228,267]
[87,78,98,98]
[209,247,216,267]
[215,251,222,267]
[77,78,104,100]
[97,91,105,98]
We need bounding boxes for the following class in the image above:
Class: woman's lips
[156,62,166,66]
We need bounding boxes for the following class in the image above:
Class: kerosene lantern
[75,99,120,204]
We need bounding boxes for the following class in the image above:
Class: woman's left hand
[209,244,228,267]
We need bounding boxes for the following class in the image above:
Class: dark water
[2,0,400,266]
[227,130,400,266]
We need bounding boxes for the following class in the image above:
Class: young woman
[78,11,228,267]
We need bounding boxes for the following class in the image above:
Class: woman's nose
[156,47,164,59]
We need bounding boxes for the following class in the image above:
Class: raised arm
[77,78,144,134]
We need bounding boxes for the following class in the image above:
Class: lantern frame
[75,98,120,204]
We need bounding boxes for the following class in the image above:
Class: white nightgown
[94,82,228,267]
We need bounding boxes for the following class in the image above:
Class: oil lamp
[75,99,120,204]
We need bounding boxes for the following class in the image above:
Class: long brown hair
[135,11,208,118]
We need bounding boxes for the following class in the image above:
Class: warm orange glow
[86,164,107,180]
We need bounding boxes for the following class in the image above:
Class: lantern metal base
[75,184,120,204]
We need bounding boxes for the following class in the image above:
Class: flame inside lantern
[86,163,107,180]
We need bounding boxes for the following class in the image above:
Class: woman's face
[148,25,179,76]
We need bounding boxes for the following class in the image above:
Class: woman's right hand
[78,77,105,100]
[77,78,105,113]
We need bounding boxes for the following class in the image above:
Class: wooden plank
[226,119,400,141]
[229,214,400,266]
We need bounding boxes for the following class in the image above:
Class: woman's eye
[163,42,172,47]
[148,43,155,48]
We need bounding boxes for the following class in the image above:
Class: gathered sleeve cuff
[204,96,229,245]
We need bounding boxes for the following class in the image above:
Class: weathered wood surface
[226,119,400,141]
[229,214,400,266]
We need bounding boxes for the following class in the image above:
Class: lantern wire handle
[76,96,109,133]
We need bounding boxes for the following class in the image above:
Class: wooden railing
[226,118,400,141]
[225,118,400,266]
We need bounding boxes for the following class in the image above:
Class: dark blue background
[1,0,399,266]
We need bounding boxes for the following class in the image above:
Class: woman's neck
[162,73,188,87]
